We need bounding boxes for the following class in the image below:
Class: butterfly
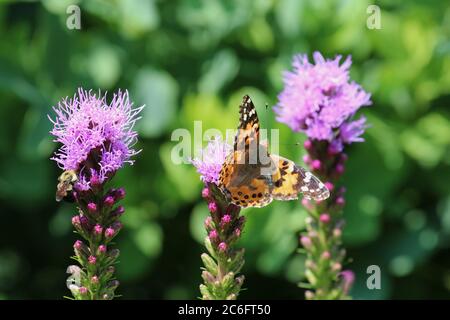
[218,95,330,208]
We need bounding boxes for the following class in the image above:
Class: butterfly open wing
[218,95,273,207]
[218,94,330,208]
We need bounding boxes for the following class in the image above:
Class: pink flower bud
[324,182,334,192]
[333,228,342,238]
[90,173,101,187]
[111,205,125,218]
[91,276,99,284]
[98,245,107,254]
[320,213,331,224]
[73,240,83,250]
[301,198,312,210]
[105,227,115,238]
[104,196,114,206]
[201,187,210,199]
[79,286,88,295]
[79,215,89,226]
[71,215,81,227]
[335,163,345,174]
[234,228,241,237]
[332,262,342,272]
[304,140,312,150]
[208,202,217,213]
[208,230,218,240]
[340,153,348,162]
[303,154,311,165]
[94,224,103,235]
[312,159,321,170]
[221,214,231,225]
[115,188,126,200]
[88,255,97,265]
[87,202,97,213]
[340,270,355,295]
[321,251,331,260]
[300,236,312,248]
[336,197,345,206]
[204,216,213,229]
[218,242,227,252]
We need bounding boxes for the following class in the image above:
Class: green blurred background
[0,0,449,299]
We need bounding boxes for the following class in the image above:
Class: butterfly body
[218,95,329,208]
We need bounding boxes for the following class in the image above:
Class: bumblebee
[56,170,78,202]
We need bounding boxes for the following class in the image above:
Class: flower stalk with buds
[50,88,143,300]
[275,52,372,299]
[192,138,246,300]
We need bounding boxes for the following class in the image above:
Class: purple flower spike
[50,88,143,300]
[275,51,372,300]
[275,52,371,151]
[49,88,144,190]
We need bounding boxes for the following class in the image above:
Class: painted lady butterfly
[218,95,330,208]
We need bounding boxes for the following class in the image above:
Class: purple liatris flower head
[49,88,144,190]
[191,137,231,184]
[275,52,371,152]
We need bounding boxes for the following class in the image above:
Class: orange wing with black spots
[218,95,273,207]
[218,95,330,208]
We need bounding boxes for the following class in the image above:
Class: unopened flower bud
[208,202,217,213]
[202,187,210,199]
[301,236,312,248]
[304,140,312,150]
[79,286,88,295]
[104,196,114,206]
[93,224,103,235]
[320,213,331,224]
[221,214,231,226]
[303,154,311,164]
[333,228,342,238]
[312,159,321,170]
[321,251,331,260]
[335,163,345,174]
[204,216,213,229]
[87,202,97,214]
[336,197,345,206]
[114,187,126,200]
[332,262,342,272]
[208,230,218,241]
[324,182,334,192]
[110,205,125,218]
[218,242,227,252]
[88,255,96,265]
[97,245,107,255]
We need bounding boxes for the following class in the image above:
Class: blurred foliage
[0,0,449,299]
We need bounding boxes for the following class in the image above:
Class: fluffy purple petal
[49,88,144,189]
